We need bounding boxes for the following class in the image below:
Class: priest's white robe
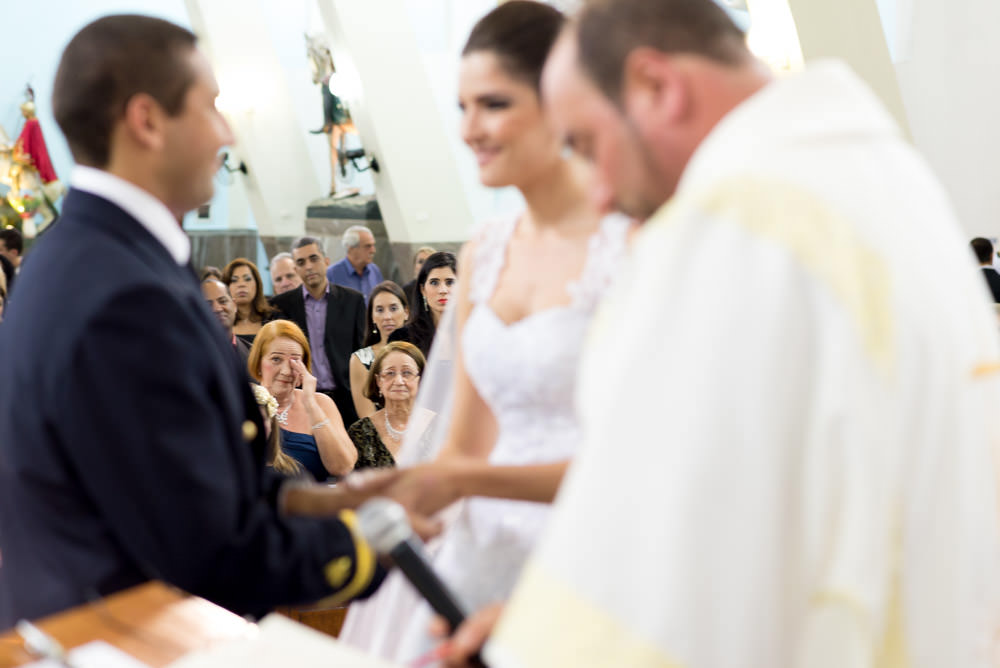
[486,61,1000,668]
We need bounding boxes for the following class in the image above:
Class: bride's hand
[351,462,464,518]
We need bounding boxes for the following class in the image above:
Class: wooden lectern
[0,582,254,667]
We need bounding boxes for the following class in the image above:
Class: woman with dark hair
[402,245,436,310]
[200,265,223,282]
[349,281,409,419]
[340,2,629,660]
[222,257,275,346]
[347,341,432,469]
[388,251,457,357]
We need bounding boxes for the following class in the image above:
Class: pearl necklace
[384,412,408,441]
[275,395,293,426]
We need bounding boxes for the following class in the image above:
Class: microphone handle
[389,540,467,629]
[388,540,488,666]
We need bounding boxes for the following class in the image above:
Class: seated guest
[970,237,1000,302]
[403,246,436,311]
[202,277,250,368]
[327,225,383,301]
[389,251,457,357]
[251,383,303,477]
[350,281,409,419]
[0,227,22,294]
[223,257,275,345]
[269,251,302,296]
[270,236,366,426]
[248,320,357,480]
[0,253,13,296]
[201,265,223,281]
[348,341,431,469]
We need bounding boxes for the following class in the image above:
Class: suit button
[242,420,258,442]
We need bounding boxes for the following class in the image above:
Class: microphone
[356,497,468,631]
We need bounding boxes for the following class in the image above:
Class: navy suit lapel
[63,189,267,468]
[324,285,340,331]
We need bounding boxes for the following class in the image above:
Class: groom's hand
[349,461,468,518]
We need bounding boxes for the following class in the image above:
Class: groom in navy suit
[0,15,384,626]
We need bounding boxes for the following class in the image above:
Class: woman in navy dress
[248,320,357,481]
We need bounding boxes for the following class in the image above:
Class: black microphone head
[356,497,414,554]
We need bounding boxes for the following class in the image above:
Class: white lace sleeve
[566,213,631,310]
[467,214,520,305]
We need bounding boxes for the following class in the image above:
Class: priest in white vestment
[476,2,1000,667]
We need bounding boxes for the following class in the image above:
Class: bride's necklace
[384,412,408,442]
[275,394,294,426]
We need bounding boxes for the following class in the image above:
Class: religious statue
[305,33,360,199]
[0,87,63,237]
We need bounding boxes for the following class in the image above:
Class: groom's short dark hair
[53,14,197,168]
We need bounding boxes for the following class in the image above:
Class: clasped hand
[342,461,464,519]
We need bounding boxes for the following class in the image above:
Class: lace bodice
[339,212,629,660]
[462,214,628,464]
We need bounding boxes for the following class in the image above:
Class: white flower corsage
[251,383,279,419]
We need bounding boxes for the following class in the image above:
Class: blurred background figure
[306,32,360,199]
[251,382,303,477]
[350,281,409,419]
[248,320,357,481]
[970,237,1000,302]
[389,250,457,357]
[403,245,436,312]
[223,257,276,345]
[201,277,250,368]
[348,341,431,469]
[271,236,366,426]
[200,265,223,281]
[269,251,302,296]
[327,224,383,302]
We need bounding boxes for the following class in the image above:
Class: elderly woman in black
[349,281,409,419]
[348,341,431,469]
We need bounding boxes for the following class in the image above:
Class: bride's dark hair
[462,1,566,92]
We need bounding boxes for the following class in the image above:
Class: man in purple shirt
[271,236,366,425]
[325,225,383,302]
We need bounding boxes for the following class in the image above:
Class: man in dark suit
[0,15,385,627]
[271,236,366,426]
[971,237,1000,302]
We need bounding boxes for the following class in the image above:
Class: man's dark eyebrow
[475,93,510,104]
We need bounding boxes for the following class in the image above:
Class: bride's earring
[422,296,428,310]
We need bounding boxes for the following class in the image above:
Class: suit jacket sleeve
[270,291,296,322]
[353,290,366,351]
[52,286,382,615]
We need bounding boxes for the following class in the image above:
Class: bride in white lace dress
[340,2,629,660]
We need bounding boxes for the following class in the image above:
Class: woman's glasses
[379,369,419,382]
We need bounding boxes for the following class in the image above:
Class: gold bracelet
[311,418,331,430]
